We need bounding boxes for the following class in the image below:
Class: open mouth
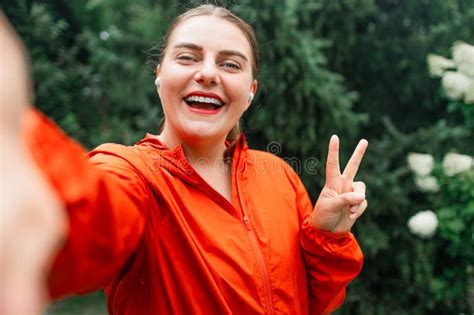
[184,95,225,111]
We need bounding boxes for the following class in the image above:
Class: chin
[180,123,227,143]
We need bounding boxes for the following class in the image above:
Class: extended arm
[290,169,363,315]
[290,136,368,314]
[0,11,66,315]
[23,110,153,299]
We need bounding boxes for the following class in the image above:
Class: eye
[221,61,241,71]
[176,54,198,64]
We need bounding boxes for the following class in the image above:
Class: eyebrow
[172,42,248,62]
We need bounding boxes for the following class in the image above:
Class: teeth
[185,95,223,106]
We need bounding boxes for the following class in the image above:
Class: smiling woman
[155,12,258,165]
[156,13,257,146]
[154,6,259,157]
[8,4,368,315]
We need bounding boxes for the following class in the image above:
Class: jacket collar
[134,133,249,182]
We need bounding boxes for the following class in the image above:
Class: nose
[194,58,220,86]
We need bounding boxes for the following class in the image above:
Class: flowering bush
[428,41,474,131]
[431,164,473,311]
[407,153,440,193]
[407,210,438,239]
[407,153,435,177]
[406,149,473,311]
[414,176,440,193]
[428,42,474,104]
[391,43,474,312]
[442,152,473,176]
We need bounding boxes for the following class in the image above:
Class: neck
[183,141,228,173]
[158,128,234,201]
[158,129,229,171]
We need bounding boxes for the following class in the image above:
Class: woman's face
[157,15,257,145]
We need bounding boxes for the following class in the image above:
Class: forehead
[168,15,252,56]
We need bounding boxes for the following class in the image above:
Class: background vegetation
[3,0,474,313]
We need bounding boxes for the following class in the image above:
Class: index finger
[342,139,368,181]
[326,135,341,180]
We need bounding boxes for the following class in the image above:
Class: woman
[18,4,367,315]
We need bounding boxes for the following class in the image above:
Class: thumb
[332,192,366,209]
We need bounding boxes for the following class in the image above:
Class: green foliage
[227,0,367,196]
[313,1,474,313]
[448,100,474,129]
[396,161,474,314]
[4,0,474,314]
[433,168,474,312]
[45,291,107,315]
[6,0,166,148]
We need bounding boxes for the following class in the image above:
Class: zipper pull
[243,216,251,230]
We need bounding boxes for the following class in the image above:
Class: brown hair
[155,4,259,159]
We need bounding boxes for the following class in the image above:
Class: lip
[186,105,223,115]
[183,90,225,115]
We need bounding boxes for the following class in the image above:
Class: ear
[245,79,258,111]
[155,64,161,77]
[155,64,161,93]
[251,79,258,96]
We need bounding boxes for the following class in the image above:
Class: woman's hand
[311,135,368,233]
[0,10,32,134]
[0,11,66,315]
[1,145,66,315]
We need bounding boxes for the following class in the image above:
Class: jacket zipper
[236,176,275,315]
[182,149,275,314]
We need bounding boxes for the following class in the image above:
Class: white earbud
[155,77,160,87]
[248,92,254,102]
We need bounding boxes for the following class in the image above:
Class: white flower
[408,210,438,239]
[441,71,472,100]
[442,152,473,176]
[464,80,474,104]
[458,63,474,79]
[407,153,434,176]
[414,175,440,193]
[452,41,474,78]
[99,31,110,41]
[427,54,455,77]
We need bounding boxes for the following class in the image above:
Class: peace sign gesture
[311,135,368,233]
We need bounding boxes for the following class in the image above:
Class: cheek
[231,87,252,112]
[159,75,188,106]
[160,62,192,89]
[161,74,185,93]
[225,75,253,101]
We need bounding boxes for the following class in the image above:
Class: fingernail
[356,193,365,200]
[350,205,358,213]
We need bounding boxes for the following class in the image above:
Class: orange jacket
[23,109,363,315]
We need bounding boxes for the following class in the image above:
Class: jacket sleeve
[287,166,363,315]
[22,109,153,299]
